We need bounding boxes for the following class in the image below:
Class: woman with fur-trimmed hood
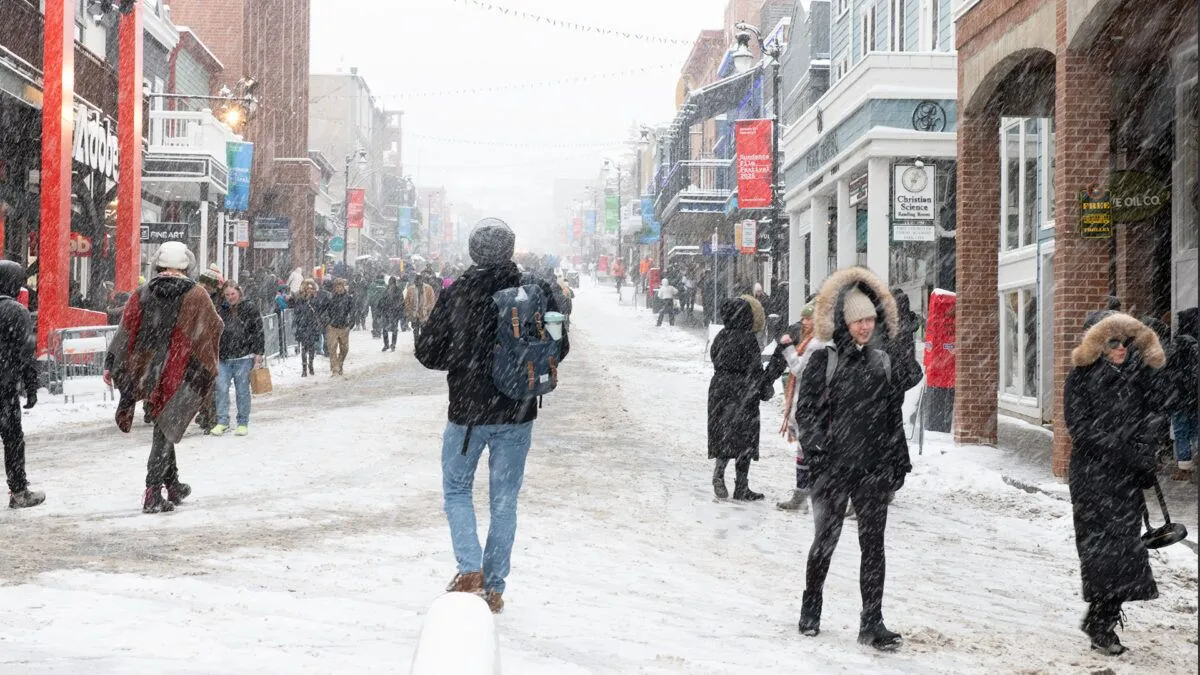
[707,295,773,501]
[1064,311,1166,656]
[794,266,920,651]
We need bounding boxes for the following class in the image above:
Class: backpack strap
[511,307,521,338]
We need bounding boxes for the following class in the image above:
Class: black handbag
[1141,478,1188,549]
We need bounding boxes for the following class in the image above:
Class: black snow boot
[798,590,822,636]
[142,485,175,514]
[1082,602,1127,655]
[712,460,729,499]
[732,459,763,501]
[166,481,192,505]
[9,489,46,509]
[858,620,902,650]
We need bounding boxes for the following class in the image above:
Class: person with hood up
[794,266,918,651]
[324,279,354,376]
[764,301,822,511]
[1064,311,1168,655]
[415,218,570,615]
[377,277,404,352]
[210,282,265,437]
[104,242,222,513]
[708,295,773,501]
[0,260,43,508]
[291,279,324,377]
[1166,307,1197,482]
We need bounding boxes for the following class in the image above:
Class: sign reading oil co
[1109,170,1170,222]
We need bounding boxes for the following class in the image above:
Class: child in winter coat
[764,302,823,511]
[707,296,773,500]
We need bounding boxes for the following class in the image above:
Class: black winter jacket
[416,263,570,426]
[217,299,265,360]
[323,292,355,329]
[0,262,36,395]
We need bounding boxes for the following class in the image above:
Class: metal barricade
[51,326,118,403]
[262,309,297,359]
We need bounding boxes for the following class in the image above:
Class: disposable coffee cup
[544,312,565,340]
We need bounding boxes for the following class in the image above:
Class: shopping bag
[250,366,273,395]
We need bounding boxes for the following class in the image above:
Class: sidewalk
[994,414,1198,553]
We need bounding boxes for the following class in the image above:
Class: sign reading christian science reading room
[893,165,936,221]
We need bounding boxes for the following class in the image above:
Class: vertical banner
[572,216,584,240]
[605,194,620,233]
[397,206,412,239]
[641,196,660,244]
[584,209,597,234]
[224,141,254,211]
[347,188,365,229]
[735,119,774,209]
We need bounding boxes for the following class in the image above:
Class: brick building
[165,0,320,275]
[955,0,1197,474]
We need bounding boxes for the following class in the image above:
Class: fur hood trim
[812,267,899,341]
[1072,312,1166,369]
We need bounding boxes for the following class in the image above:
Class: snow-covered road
[0,281,1195,674]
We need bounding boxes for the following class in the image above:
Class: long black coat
[1064,312,1167,604]
[708,297,771,460]
[290,296,324,345]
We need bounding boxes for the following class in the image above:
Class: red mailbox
[923,288,956,432]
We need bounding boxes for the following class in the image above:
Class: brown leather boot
[484,590,504,614]
[445,571,483,594]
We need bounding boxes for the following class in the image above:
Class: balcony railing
[148,109,239,161]
[654,157,734,221]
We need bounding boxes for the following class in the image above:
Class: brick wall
[164,0,245,85]
[1049,0,1113,476]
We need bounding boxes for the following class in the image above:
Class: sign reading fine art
[735,119,774,209]
[893,165,936,220]
[347,189,366,229]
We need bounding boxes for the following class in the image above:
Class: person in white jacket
[656,281,679,327]
[763,302,823,511]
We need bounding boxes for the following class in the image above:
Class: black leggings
[805,474,891,624]
[1,392,27,493]
[300,341,317,370]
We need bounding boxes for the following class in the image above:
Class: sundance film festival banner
[735,119,774,209]
[347,188,366,229]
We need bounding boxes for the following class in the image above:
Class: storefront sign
[605,194,620,234]
[68,232,93,257]
[1109,170,1170,222]
[738,219,757,255]
[735,119,774,209]
[225,142,254,211]
[139,222,189,245]
[346,189,366,229]
[893,165,936,220]
[252,216,291,249]
[235,220,250,248]
[72,104,119,181]
[893,224,936,242]
[330,236,345,253]
[1078,187,1113,239]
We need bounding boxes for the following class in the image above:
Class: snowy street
[0,280,1196,674]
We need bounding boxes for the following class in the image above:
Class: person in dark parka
[290,279,324,377]
[795,266,916,651]
[707,295,773,501]
[1065,311,1166,656]
[0,260,43,508]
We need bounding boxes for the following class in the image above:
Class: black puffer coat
[795,267,915,486]
[0,260,37,394]
[707,297,772,460]
[290,296,324,344]
[1065,312,1166,604]
[415,263,570,426]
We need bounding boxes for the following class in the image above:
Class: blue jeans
[441,422,533,594]
[215,357,254,426]
[1172,412,1196,469]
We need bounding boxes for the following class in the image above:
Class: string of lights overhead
[446,0,693,45]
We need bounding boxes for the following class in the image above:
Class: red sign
[69,232,93,258]
[347,188,366,229]
[735,119,774,209]
[572,217,584,239]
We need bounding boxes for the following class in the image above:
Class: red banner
[572,216,584,240]
[347,188,366,229]
[735,119,774,209]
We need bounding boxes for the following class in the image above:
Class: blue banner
[584,209,597,234]
[397,206,413,239]
[641,196,660,244]
[224,141,254,211]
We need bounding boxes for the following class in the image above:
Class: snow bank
[410,593,501,675]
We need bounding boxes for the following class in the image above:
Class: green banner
[605,195,620,233]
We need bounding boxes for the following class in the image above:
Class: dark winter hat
[469,218,516,266]
[0,260,23,298]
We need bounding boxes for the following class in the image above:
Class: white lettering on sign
[72,104,120,182]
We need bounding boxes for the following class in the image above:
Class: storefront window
[1024,291,1038,399]
[1002,291,1019,394]
[1000,118,1055,250]
[1000,287,1039,400]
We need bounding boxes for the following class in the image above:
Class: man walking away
[794,266,919,650]
[656,279,679,327]
[405,273,436,343]
[0,261,43,508]
[105,242,222,513]
[416,219,570,614]
[324,279,354,376]
[378,277,404,351]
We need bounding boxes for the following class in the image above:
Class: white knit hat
[152,241,194,272]
[842,287,876,325]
